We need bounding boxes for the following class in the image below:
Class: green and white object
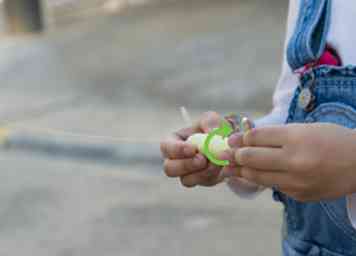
[186,117,254,167]
[187,120,233,166]
[187,133,230,157]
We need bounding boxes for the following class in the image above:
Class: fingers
[180,163,223,187]
[197,111,221,133]
[218,149,237,166]
[243,126,288,147]
[164,154,208,177]
[228,132,244,148]
[174,126,199,141]
[235,147,286,171]
[160,140,197,159]
[218,133,244,178]
[161,111,222,159]
[240,167,290,189]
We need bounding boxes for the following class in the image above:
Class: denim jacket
[277,0,356,255]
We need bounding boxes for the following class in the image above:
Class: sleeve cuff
[254,108,288,128]
[226,177,265,199]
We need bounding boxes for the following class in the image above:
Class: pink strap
[296,45,342,75]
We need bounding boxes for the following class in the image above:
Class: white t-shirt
[228,0,356,228]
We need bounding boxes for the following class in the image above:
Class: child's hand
[234,123,356,202]
[160,112,226,187]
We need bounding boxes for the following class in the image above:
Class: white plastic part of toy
[187,133,230,156]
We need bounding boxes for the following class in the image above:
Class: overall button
[298,88,315,111]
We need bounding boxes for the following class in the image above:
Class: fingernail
[193,154,206,168]
[228,133,243,148]
[235,149,243,165]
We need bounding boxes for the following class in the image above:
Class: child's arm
[233,123,356,202]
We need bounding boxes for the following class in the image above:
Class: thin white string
[180,106,192,126]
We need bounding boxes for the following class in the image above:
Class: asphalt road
[0,0,287,255]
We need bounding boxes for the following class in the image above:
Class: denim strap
[287,0,332,71]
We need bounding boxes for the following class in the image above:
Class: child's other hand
[160,111,226,187]
[234,123,356,202]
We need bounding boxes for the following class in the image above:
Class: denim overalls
[276,0,356,255]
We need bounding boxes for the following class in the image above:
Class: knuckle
[185,158,203,172]
[238,148,253,165]
[172,142,183,157]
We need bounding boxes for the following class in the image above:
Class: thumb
[199,111,221,133]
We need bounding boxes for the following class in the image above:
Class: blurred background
[0,0,287,255]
